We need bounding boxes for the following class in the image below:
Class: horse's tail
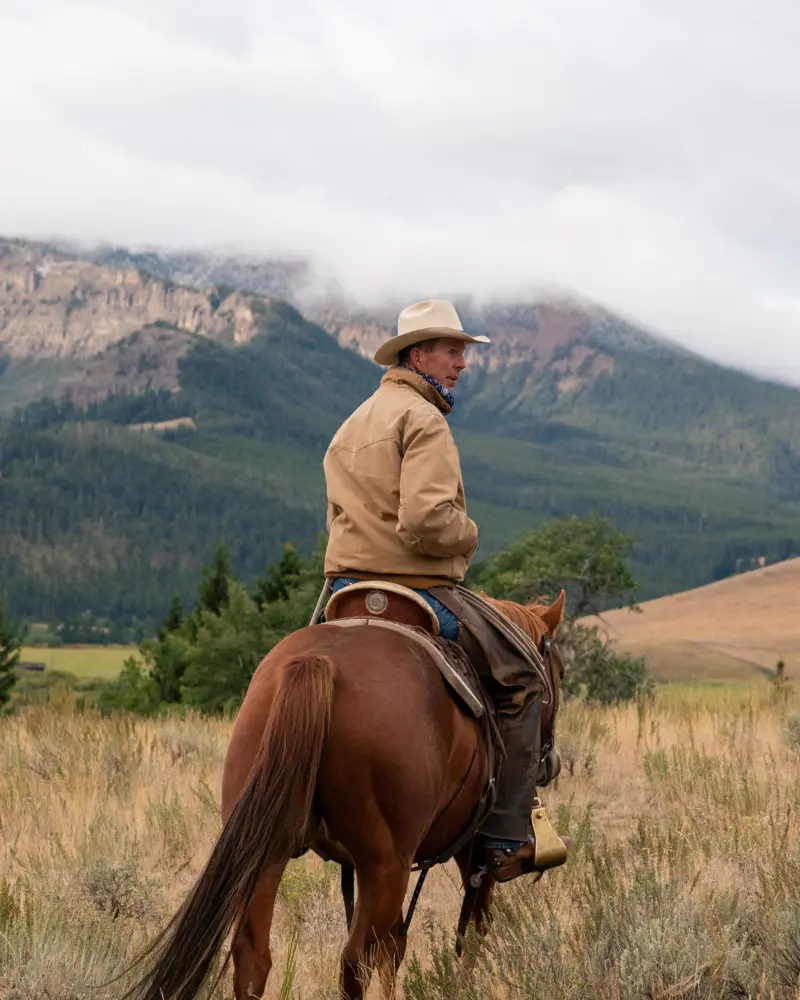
[122,652,335,1000]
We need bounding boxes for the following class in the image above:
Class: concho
[365,590,389,615]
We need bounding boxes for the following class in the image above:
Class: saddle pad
[324,616,484,718]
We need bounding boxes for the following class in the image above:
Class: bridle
[538,633,562,767]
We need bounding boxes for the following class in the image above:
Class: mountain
[581,557,800,681]
[2,237,800,624]
[0,238,276,360]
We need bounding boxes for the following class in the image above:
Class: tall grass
[0,681,798,998]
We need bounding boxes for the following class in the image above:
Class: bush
[561,623,652,705]
[95,657,162,716]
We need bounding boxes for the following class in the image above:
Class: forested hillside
[0,300,378,621]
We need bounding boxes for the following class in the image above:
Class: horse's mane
[480,592,548,642]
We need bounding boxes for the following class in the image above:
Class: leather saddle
[323,580,485,718]
[325,580,440,635]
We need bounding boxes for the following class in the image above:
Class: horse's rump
[224,622,489,865]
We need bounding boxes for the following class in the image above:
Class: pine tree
[197,543,232,616]
[158,593,184,641]
[148,592,189,704]
[0,600,21,709]
[253,543,305,608]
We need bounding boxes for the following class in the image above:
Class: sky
[2,0,800,383]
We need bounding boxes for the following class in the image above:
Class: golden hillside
[582,558,800,681]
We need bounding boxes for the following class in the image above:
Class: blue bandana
[402,365,456,410]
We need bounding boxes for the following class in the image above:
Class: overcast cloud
[2,0,800,382]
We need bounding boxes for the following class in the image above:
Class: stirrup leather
[530,796,567,870]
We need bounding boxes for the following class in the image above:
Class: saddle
[324,580,486,719]
[325,580,442,636]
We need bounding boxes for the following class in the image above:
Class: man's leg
[481,697,542,845]
[481,695,554,881]
[425,586,566,882]
[415,590,459,641]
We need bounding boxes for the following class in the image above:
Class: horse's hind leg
[232,862,284,1000]
[340,860,409,1000]
[376,908,409,1000]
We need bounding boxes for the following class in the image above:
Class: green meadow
[19,645,135,680]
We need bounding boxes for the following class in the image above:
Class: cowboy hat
[373,299,491,366]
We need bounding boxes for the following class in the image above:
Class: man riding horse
[122,299,568,1000]
[324,298,557,883]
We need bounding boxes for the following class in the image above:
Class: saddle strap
[309,579,333,626]
[324,616,484,718]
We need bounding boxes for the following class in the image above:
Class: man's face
[410,338,468,390]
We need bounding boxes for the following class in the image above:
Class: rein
[538,635,559,761]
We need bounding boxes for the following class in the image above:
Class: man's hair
[397,339,439,366]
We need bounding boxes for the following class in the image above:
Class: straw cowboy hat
[373,299,491,366]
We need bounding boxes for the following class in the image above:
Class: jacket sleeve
[396,403,479,558]
[326,501,337,532]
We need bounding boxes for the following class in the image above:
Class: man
[323,299,546,882]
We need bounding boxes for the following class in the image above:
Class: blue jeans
[330,577,459,641]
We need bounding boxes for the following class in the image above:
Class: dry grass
[1,680,799,999]
[582,558,800,681]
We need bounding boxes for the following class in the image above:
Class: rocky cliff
[0,239,265,359]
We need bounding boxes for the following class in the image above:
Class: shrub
[562,623,653,705]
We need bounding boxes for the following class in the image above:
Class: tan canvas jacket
[323,367,479,588]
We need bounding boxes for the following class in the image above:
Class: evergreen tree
[146,636,189,705]
[149,593,188,703]
[158,593,184,640]
[253,543,305,608]
[197,543,232,616]
[0,600,21,708]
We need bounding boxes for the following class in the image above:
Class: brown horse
[122,591,565,1000]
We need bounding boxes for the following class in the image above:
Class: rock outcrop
[0,240,264,358]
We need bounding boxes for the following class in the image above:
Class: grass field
[582,557,800,682]
[19,645,137,679]
[1,680,799,999]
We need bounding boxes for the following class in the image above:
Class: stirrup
[530,797,568,870]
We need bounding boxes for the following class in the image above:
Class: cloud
[2,0,800,383]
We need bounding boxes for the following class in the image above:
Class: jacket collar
[380,366,453,415]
